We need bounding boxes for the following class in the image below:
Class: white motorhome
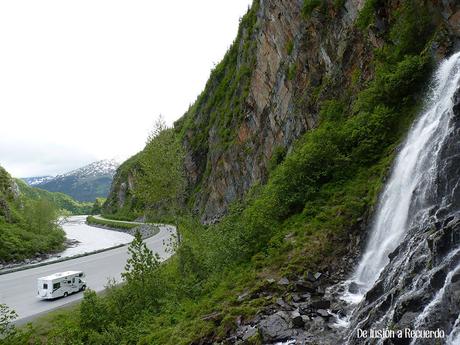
[37,271,86,299]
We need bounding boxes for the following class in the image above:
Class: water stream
[351,51,460,298]
[340,52,460,344]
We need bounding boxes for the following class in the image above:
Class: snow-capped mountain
[58,159,119,179]
[22,175,54,186]
[23,159,120,202]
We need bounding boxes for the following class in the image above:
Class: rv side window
[43,283,48,289]
[53,282,60,290]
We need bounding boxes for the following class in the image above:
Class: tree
[122,230,160,286]
[91,198,106,215]
[79,290,106,332]
[134,116,186,220]
[0,303,17,337]
[23,199,58,233]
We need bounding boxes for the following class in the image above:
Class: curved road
[0,220,176,323]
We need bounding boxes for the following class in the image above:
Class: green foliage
[287,63,297,80]
[0,303,17,336]
[16,179,92,215]
[333,0,345,11]
[0,304,32,345]
[268,146,288,172]
[0,170,66,262]
[122,231,160,285]
[79,290,107,333]
[286,40,294,55]
[91,197,106,215]
[356,0,381,30]
[86,215,139,230]
[176,0,259,155]
[135,119,186,221]
[387,0,433,59]
[302,0,324,18]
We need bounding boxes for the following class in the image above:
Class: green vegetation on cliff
[0,167,66,263]
[102,153,143,221]
[10,0,448,344]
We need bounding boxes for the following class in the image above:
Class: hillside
[15,179,92,215]
[0,166,65,263]
[28,159,119,202]
[11,0,460,344]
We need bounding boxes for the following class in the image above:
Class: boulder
[295,280,317,293]
[316,309,330,318]
[310,298,331,310]
[298,303,311,315]
[306,271,316,282]
[348,281,360,294]
[291,310,305,328]
[276,298,293,310]
[278,277,290,286]
[241,326,258,341]
[258,311,293,342]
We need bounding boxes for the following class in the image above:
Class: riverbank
[0,216,160,275]
[0,237,80,272]
[86,215,159,239]
[0,216,135,274]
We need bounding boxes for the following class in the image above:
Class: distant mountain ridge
[57,159,119,179]
[23,159,119,202]
[23,176,54,186]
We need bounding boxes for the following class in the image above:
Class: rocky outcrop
[180,0,376,222]
[103,153,142,216]
[105,0,460,224]
[179,0,460,223]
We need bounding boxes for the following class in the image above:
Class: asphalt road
[0,222,176,323]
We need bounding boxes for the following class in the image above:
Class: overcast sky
[0,0,252,177]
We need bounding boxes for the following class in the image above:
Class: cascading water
[341,52,460,345]
[352,51,460,296]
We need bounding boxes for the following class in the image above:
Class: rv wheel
[64,292,68,297]
[81,285,86,291]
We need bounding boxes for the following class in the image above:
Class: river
[44,215,134,262]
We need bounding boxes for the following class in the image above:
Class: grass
[86,216,140,230]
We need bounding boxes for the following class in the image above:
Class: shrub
[302,0,323,18]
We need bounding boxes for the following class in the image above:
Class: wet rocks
[348,281,360,294]
[316,309,330,318]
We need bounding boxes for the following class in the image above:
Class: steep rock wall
[179,0,376,223]
[106,0,460,223]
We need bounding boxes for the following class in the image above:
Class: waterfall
[350,51,460,297]
[340,51,460,345]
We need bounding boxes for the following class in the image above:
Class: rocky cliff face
[106,0,460,223]
[180,0,460,223]
[179,0,377,223]
[103,153,142,218]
